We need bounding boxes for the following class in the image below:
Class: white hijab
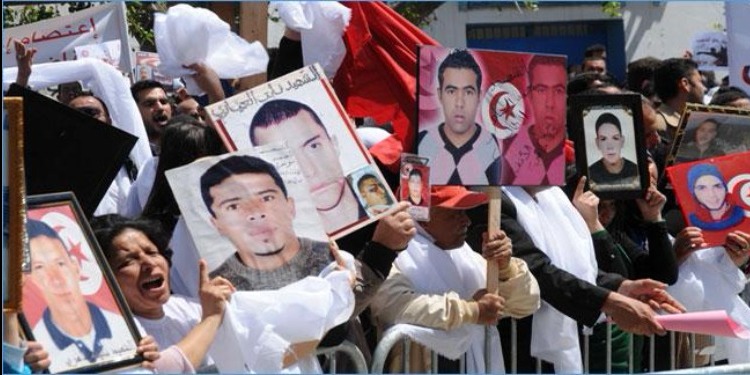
[503,186,599,373]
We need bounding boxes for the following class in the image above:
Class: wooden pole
[4,97,26,312]
[485,187,501,293]
[237,2,268,91]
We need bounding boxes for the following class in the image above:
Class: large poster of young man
[206,64,396,239]
[417,46,567,186]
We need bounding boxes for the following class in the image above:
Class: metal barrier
[371,325,497,373]
[651,363,750,374]
[369,320,747,374]
[315,340,369,374]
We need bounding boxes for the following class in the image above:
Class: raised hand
[372,201,416,251]
[635,186,667,222]
[198,259,235,319]
[673,227,707,264]
[572,176,604,233]
[724,230,750,267]
[13,39,36,87]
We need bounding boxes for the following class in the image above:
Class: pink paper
[656,310,750,339]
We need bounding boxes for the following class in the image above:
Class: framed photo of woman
[569,94,649,199]
[20,192,143,374]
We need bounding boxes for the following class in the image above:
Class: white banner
[2,2,133,76]
[726,2,750,93]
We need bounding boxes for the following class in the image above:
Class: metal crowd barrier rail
[369,320,745,374]
[315,340,369,374]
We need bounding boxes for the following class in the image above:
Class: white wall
[422,1,726,63]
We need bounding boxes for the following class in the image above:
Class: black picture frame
[20,192,143,374]
[665,103,750,168]
[569,94,649,199]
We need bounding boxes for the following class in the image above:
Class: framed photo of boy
[205,64,397,239]
[666,103,750,167]
[666,151,750,246]
[20,192,142,374]
[569,94,649,199]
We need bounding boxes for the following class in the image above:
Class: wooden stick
[485,187,501,293]
[4,97,26,312]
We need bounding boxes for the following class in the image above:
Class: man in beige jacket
[370,186,540,373]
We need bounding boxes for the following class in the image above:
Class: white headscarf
[503,186,599,373]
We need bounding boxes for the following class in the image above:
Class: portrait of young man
[248,99,367,235]
[353,171,394,217]
[417,49,502,185]
[200,154,333,290]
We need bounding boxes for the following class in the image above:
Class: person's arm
[500,193,616,326]
[370,266,483,330]
[495,257,541,319]
[352,201,416,316]
[3,311,31,374]
[13,40,35,88]
[724,230,750,268]
[479,229,540,319]
[628,221,678,284]
[173,260,234,369]
[184,63,224,104]
[626,187,678,283]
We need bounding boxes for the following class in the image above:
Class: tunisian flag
[333,2,439,170]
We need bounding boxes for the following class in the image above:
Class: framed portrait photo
[569,94,649,199]
[205,64,397,239]
[666,103,750,168]
[20,192,142,374]
[416,45,567,186]
[666,151,750,246]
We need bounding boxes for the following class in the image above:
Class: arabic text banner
[3,2,132,75]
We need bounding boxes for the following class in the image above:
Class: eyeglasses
[75,106,102,118]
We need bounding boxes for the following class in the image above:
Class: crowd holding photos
[2,1,750,374]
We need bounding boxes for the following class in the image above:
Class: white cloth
[273,2,351,79]
[94,167,132,217]
[154,4,268,96]
[392,229,504,373]
[667,247,750,364]
[211,263,355,373]
[122,156,158,219]
[2,58,152,170]
[503,186,599,373]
